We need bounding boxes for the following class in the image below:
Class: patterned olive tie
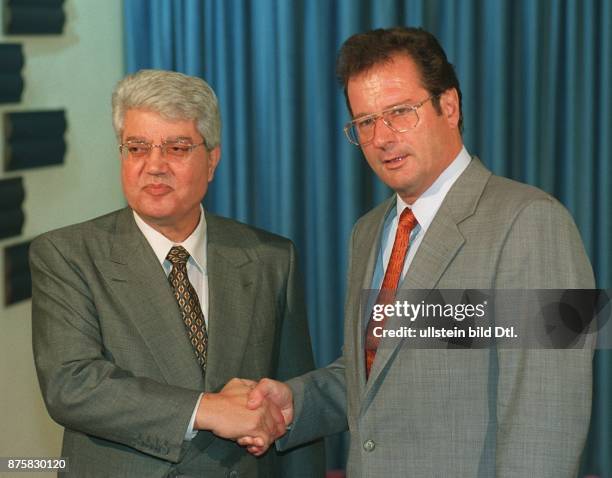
[166,245,208,372]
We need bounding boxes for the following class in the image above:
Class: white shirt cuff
[184,393,203,440]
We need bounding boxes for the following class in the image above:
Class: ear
[207,146,221,182]
[439,88,460,129]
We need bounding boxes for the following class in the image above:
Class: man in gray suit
[30,70,324,477]
[242,28,595,476]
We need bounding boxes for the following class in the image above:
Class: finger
[264,403,287,439]
[275,419,287,439]
[267,401,287,440]
[267,401,285,428]
[237,436,256,446]
[253,428,271,449]
[261,408,278,442]
[246,384,267,409]
[247,445,266,456]
[265,402,287,440]
[249,443,268,456]
[239,378,257,388]
[225,377,241,387]
[221,378,250,394]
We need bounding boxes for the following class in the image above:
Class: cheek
[120,164,142,194]
[178,167,207,194]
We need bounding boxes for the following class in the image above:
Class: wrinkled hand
[194,378,286,454]
[237,378,294,456]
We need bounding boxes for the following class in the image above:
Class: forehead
[122,109,199,140]
[346,54,427,115]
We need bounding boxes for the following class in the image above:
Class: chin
[133,203,174,221]
[383,175,416,191]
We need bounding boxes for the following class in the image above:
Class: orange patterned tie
[166,246,208,372]
[365,208,418,379]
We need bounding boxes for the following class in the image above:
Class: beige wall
[0,1,124,475]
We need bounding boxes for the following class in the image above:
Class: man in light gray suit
[242,28,595,476]
[30,70,324,477]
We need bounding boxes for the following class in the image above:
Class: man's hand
[237,378,294,456]
[194,378,286,454]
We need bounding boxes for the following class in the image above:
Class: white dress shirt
[133,206,209,326]
[133,205,208,440]
[375,146,472,288]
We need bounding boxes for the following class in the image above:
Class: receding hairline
[345,52,428,87]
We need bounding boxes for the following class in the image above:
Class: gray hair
[111,69,221,150]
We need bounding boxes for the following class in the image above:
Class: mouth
[143,184,173,196]
[382,154,408,167]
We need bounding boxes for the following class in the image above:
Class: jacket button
[363,439,375,452]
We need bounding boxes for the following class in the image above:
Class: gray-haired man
[31,69,324,477]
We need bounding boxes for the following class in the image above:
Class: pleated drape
[123,0,611,473]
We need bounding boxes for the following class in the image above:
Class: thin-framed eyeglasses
[118,140,206,161]
[343,94,439,147]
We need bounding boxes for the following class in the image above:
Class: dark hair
[336,27,463,132]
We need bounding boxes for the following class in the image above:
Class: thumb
[246,380,271,409]
[238,378,257,387]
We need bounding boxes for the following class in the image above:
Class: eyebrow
[352,99,417,119]
[123,135,195,143]
[124,136,148,142]
[165,136,194,143]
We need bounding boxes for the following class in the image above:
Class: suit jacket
[30,208,325,478]
[280,158,595,477]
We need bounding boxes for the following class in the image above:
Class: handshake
[194,377,292,456]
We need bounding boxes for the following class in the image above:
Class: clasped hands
[195,377,292,455]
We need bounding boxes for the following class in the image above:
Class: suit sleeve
[276,234,351,451]
[30,234,201,463]
[271,241,327,476]
[493,198,595,477]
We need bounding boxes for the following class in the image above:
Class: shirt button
[363,439,376,452]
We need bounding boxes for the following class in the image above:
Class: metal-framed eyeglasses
[118,140,206,161]
[343,94,439,147]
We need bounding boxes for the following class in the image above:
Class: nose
[144,145,169,174]
[370,117,396,149]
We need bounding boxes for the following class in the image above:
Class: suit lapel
[363,208,466,390]
[362,158,492,404]
[346,198,396,399]
[95,208,205,390]
[203,213,258,392]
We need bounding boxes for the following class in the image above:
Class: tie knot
[166,245,190,265]
[399,208,418,232]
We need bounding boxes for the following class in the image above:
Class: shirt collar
[132,205,207,273]
[396,146,471,233]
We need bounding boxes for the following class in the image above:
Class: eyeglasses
[343,95,439,146]
[118,140,206,161]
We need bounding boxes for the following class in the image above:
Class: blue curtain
[124,0,611,473]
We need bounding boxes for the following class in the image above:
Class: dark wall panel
[4,240,31,306]
[0,177,25,239]
[0,43,24,103]
[4,110,67,171]
[4,0,66,35]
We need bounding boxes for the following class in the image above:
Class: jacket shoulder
[31,209,124,252]
[480,174,571,222]
[205,213,296,259]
